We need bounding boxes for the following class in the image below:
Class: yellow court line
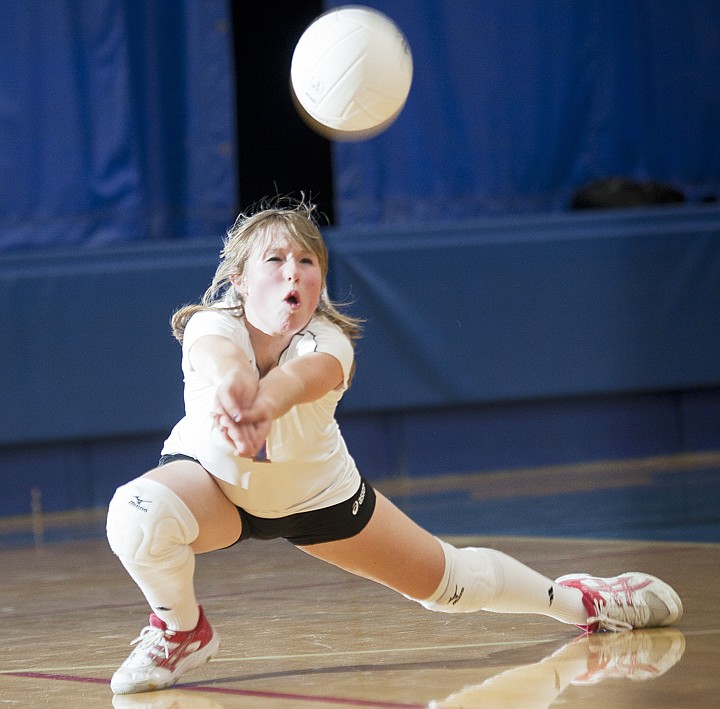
[377,450,720,499]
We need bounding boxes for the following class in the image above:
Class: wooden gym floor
[1,452,719,708]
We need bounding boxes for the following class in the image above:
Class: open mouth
[284,291,300,308]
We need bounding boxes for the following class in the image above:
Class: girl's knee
[106,478,199,562]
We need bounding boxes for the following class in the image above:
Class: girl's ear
[229,273,245,294]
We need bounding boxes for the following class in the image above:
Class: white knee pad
[106,477,199,564]
[415,539,502,614]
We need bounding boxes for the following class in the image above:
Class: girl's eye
[301,257,315,264]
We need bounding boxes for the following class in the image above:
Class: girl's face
[238,227,323,337]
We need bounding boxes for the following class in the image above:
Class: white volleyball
[290,5,413,141]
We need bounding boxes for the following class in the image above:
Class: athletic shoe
[571,628,686,684]
[556,572,683,632]
[110,606,220,695]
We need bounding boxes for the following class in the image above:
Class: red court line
[6,672,426,708]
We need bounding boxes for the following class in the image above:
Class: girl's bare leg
[300,493,445,598]
[299,490,446,599]
[299,490,588,625]
[144,460,243,553]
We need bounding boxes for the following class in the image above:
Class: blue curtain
[327,0,720,225]
[0,0,236,250]
[1,1,718,245]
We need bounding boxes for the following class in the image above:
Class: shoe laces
[588,592,650,632]
[128,624,177,663]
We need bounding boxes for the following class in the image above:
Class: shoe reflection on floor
[112,689,226,709]
[110,629,685,709]
[431,628,686,708]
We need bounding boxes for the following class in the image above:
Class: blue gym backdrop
[1,0,719,522]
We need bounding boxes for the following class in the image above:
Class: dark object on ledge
[571,177,686,209]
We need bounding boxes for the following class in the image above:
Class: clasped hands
[211,370,271,458]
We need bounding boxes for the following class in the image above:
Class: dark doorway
[230,2,335,223]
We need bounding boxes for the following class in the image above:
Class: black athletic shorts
[158,453,376,546]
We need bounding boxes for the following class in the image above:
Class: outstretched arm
[227,352,344,457]
[186,334,260,450]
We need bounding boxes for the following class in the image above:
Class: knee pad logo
[448,585,465,606]
[128,495,152,513]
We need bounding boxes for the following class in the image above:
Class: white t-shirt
[161,308,360,517]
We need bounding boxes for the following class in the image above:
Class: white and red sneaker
[111,606,220,694]
[556,572,683,633]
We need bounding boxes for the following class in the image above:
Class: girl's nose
[285,263,299,282]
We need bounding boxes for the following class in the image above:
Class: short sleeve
[182,309,251,358]
[286,318,355,388]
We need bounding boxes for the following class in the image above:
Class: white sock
[120,547,200,631]
[420,541,587,626]
[481,549,588,625]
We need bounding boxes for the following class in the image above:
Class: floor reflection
[431,628,685,708]
[108,628,685,708]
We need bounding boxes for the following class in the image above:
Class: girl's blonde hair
[171,197,363,344]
